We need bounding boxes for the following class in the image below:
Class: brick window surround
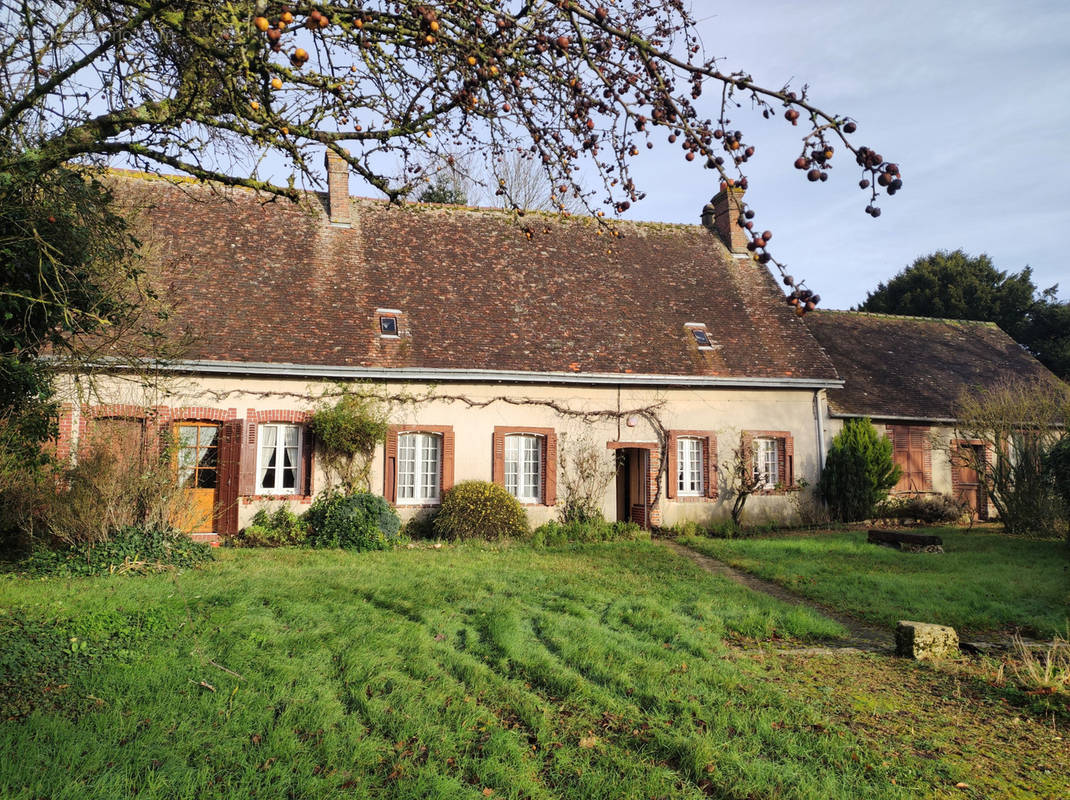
[239,410,315,502]
[666,430,718,500]
[740,430,794,493]
[491,426,558,506]
[384,425,455,506]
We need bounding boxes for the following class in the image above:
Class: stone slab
[896,620,959,660]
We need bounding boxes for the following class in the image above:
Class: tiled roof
[805,310,1057,420]
[113,174,839,383]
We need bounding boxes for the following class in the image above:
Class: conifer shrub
[304,490,401,551]
[819,417,901,522]
[433,481,528,541]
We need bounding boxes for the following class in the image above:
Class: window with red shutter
[888,424,932,492]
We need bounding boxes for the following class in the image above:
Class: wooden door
[953,443,986,520]
[175,423,220,534]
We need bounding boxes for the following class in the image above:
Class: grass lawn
[1,541,1066,799]
[680,529,1070,638]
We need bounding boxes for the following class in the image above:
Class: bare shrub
[40,422,188,547]
[558,433,617,523]
[954,380,1070,535]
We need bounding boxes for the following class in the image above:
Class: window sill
[673,494,718,503]
[242,495,312,504]
[754,485,801,496]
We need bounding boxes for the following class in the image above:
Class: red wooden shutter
[666,432,679,499]
[740,432,754,486]
[781,434,794,487]
[384,427,398,503]
[238,418,258,496]
[492,429,506,486]
[705,434,718,499]
[216,419,242,535]
[441,428,455,493]
[543,431,558,506]
[299,428,315,497]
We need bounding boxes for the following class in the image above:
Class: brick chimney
[324,148,352,227]
[701,183,748,253]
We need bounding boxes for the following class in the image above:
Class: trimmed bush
[531,518,646,547]
[13,526,212,576]
[233,507,308,547]
[304,491,402,551]
[819,418,901,522]
[433,481,528,541]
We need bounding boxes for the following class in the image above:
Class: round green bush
[433,481,528,541]
[304,491,401,551]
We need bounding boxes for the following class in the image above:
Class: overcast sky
[617,0,1070,308]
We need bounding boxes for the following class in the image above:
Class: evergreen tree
[819,418,900,522]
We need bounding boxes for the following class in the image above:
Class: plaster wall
[58,374,826,531]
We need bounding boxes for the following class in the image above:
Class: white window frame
[505,433,543,503]
[397,432,442,504]
[677,437,704,496]
[753,437,779,490]
[256,423,303,495]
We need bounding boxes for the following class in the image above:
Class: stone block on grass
[896,620,959,660]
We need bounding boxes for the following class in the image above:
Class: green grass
[0,542,1066,799]
[680,529,1070,637]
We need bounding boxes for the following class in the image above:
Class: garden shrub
[1044,437,1070,529]
[433,481,528,541]
[303,490,401,551]
[233,507,308,547]
[667,519,744,536]
[13,526,212,577]
[401,509,438,540]
[874,493,968,525]
[819,417,900,521]
[531,518,646,547]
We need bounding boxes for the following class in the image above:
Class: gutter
[827,411,957,424]
[88,358,844,390]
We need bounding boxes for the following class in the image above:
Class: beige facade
[59,372,828,534]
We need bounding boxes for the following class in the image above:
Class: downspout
[814,389,827,471]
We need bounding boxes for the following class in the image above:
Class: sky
[227,0,1069,310]
[615,0,1070,308]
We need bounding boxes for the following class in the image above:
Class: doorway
[175,422,220,533]
[614,447,651,528]
[953,442,987,520]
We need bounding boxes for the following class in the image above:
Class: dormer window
[377,308,401,338]
[685,322,715,350]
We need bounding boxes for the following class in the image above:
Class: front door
[953,443,986,520]
[175,423,220,533]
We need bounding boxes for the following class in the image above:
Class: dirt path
[660,540,891,652]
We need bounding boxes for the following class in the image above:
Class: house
[56,152,845,539]
[804,310,1059,518]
